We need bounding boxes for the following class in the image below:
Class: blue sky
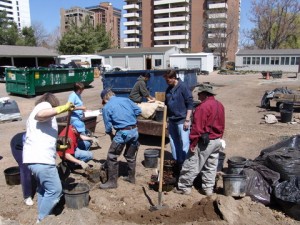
[29,0,252,38]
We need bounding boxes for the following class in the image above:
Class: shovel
[57,111,72,151]
[150,105,168,211]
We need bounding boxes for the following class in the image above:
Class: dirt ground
[0,71,300,225]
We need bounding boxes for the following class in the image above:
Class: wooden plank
[137,119,168,137]
[155,92,165,102]
[273,93,300,102]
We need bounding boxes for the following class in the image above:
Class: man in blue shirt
[164,70,193,170]
[100,89,142,189]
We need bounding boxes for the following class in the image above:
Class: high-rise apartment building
[60,7,95,33]
[123,0,240,61]
[0,0,31,30]
[60,2,121,48]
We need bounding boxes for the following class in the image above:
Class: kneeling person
[57,125,98,170]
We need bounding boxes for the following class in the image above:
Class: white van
[56,55,104,68]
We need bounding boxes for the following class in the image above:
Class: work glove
[56,137,71,151]
[79,161,89,170]
[220,139,226,151]
[91,137,100,148]
[55,102,75,115]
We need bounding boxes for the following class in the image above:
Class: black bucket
[144,149,159,168]
[282,102,294,111]
[4,166,20,185]
[227,156,247,174]
[280,110,293,123]
[217,152,226,172]
[155,108,164,122]
[63,183,90,209]
[223,174,246,197]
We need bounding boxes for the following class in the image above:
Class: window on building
[252,57,260,65]
[296,57,300,65]
[291,57,295,65]
[246,57,251,65]
[243,57,247,65]
[280,57,290,65]
[155,59,162,67]
[271,57,279,65]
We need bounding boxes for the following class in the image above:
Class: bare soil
[0,72,300,225]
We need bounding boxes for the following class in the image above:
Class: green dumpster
[5,68,94,96]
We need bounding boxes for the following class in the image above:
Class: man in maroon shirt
[174,84,225,196]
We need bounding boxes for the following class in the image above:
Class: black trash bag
[274,177,300,204]
[260,91,270,109]
[273,177,300,221]
[254,135,300,165]
[244,162,280,205]
[265,147,300,181]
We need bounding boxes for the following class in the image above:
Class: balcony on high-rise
[124,12,139,18]
[123,4,139,10]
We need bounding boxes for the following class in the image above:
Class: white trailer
[170,53,214,73]
[56,55,105,68]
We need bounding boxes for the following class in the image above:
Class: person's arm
[183,109,192,130]
[64,153,89,170]
[146,96,156,102]
[64,152,82,165]
[74,106,87,111]
[35,102,73,122]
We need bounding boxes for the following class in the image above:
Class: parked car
[0,66,16,82]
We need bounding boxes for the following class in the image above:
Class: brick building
[123,0,240,62]
[60,2,121,48]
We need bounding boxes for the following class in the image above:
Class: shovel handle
[63,110,72,145]
[158,106,167,203]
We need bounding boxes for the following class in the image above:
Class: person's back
[129,73,155,103]
[103,96,140,129]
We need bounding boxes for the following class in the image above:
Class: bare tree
[248,0,300,49]
[31,21,49,47]
[45,27,61,50]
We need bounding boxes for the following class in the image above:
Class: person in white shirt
[23,92,74,223]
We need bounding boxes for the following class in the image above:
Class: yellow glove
[55,102,74,114]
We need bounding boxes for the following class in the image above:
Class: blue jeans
[168,121,190,164]
[113,128,139,145]
[75,140,93,162]
[28,164,62,221]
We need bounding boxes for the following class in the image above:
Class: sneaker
[24,197,34,206]
[173,187,191,195]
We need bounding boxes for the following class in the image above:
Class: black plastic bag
[266,147,300,181]
[274,177,300,204]
[244,163,280,205]
[273,177,300,221]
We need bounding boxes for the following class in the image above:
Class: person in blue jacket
[99,89,141,189]
[164,69,193,169]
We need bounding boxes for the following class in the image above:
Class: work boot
[123,143,139,184]
[100,141,125,189]
[99,164,118,189]
[123,161,136,184]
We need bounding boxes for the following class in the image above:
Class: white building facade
[235,49,300,73]
[0,0,31,30]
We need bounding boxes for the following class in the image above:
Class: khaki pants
[177,139,221,192]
